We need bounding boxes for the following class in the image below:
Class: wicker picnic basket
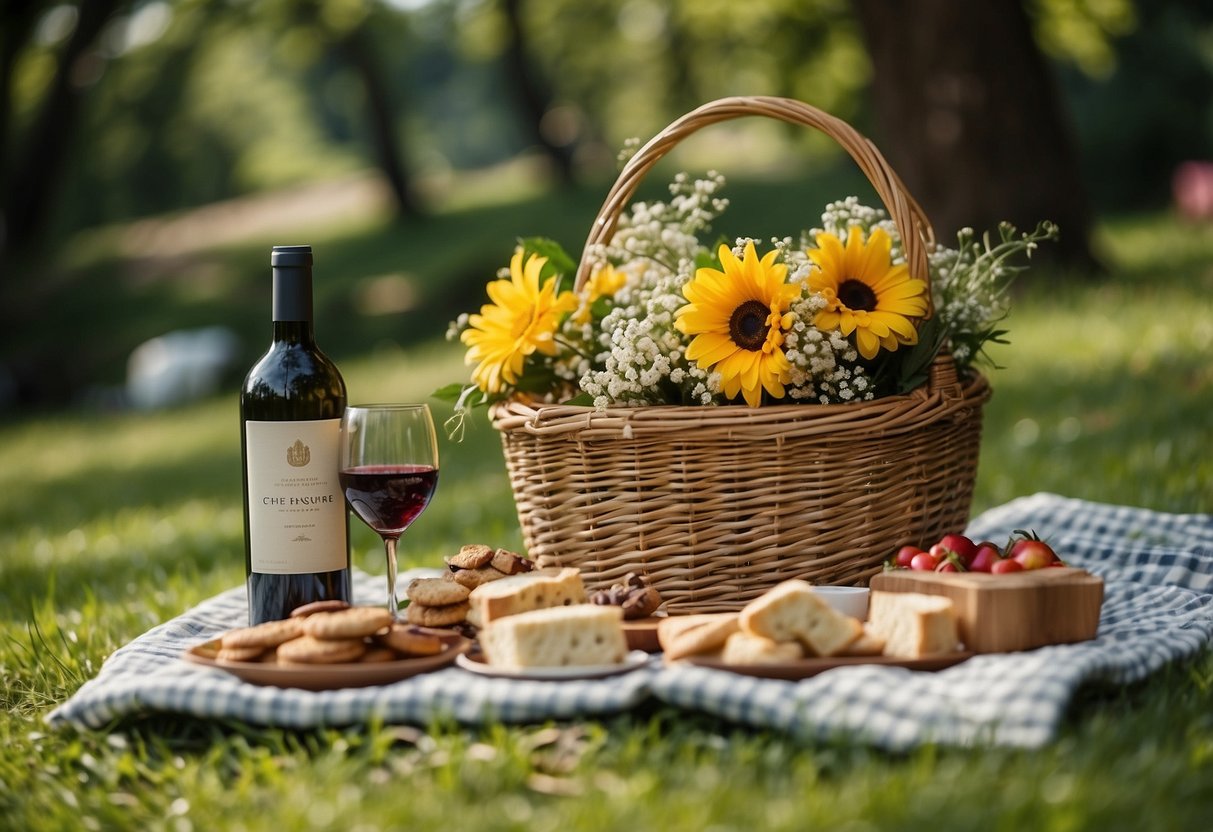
[490,96,991,613]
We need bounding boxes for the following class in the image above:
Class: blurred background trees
[1,0,1211,403]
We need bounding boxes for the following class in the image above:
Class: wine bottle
[240,245,351,624]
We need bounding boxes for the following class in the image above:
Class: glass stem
[384,535,400,617]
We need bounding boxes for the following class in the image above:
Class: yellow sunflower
[674,241,801,408]
[461,251,577,394]
[573,263,629,324]
[807,226,929,360]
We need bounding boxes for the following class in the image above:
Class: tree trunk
[335,25,424,220]
[1,0,126,274]
[852,0,1097,271]
[500,0,576,186]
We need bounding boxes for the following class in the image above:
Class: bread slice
[466,567,586,628]
[739,580,863,657]
[720,631,803,665]
[866,591,959,658]
[840,626,886,657]
[479,604,627,668]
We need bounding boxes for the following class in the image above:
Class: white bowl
[810,585,870,620]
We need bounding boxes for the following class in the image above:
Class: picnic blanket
[45,493,1213,750]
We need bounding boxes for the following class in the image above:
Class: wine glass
[338,404,439,615]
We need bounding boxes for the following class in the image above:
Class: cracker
[223,618,305,650]
[277,635,367,665]
[658,613,741,661]
[446,544,494,570]
[376,623,445,657]
[289,599,351,618]
[405,601,469,627]
[406,577,470,607]
[303,607,395,640]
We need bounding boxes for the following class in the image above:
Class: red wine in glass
[340,464,438,536]
[338,404,439,615]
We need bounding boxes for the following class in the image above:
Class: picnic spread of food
[195,98,1109,693]
[187,528,1105,690]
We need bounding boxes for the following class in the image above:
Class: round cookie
[406,577,470,607]
[358,646,400,664]
[277,635,367,665]
[303,607,395,640]
[289,599,351,618]
[405,601,469,628]
[449,566,506,589]
[223,617,305,650]
[377,623,445,657]
[446,543,494,570]
[216,644,266,662]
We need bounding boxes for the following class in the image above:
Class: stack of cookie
[398,543,536,631]
[216,601,449,665]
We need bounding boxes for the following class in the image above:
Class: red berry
[936,533,978,566]
[991,558,1024,574]
[910,552,940,571]
[894,545,924,569]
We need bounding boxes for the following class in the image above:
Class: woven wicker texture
[492,96,989,612]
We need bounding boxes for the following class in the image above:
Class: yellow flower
[807,226,929,360]
[461,251,577,394]
[574,263,629,324]
[674,241,801,408]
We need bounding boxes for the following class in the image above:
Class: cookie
[215,644,266,662]
[658,613,741,661]
[450,565,507,589]
[223,617,305,650]
[720,631,803,665]
[289,599,351,618]
[359,646,400,664]
[277,635,367,665]
[490,548,534,576]
[446,544,494,570]
[303,607,395,640]
[406,601,469,627]
[406,577,470,607]
[376,623,445,657]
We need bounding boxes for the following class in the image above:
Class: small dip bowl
[810,585,870,620]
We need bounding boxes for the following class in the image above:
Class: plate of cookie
[183,602,470,690]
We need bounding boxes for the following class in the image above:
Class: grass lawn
[1,176,1212,830]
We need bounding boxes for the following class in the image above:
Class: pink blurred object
[1173,161,1213,220]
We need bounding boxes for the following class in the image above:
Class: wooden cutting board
[868,567,1104,653]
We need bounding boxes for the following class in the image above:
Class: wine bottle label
[245,419,346,574]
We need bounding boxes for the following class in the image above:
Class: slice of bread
[865,591,959,658]
[739,580,863,657]
[479,604,627,668]
[720,631,803,665]
[466,567,586,628]
[839,626,886,657]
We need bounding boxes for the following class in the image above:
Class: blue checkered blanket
[45,494,1213,749]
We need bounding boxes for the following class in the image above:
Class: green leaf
[561,392,595,406]
[519,237,577,293]
[894,315,947,394]
[431,383,470,402]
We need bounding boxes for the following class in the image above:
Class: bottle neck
[272,264,315,345]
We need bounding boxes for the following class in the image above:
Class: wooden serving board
[868,567,1104,654]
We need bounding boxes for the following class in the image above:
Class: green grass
[2,183,1212,830]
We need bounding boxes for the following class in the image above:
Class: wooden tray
[184,637,469,690]
[869,567,1104,653]
[677,651,972,680]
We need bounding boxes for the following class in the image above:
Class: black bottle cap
[271,245,313,267]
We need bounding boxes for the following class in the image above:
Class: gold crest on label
[286,439,311,467]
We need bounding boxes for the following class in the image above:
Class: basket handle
[575,96,936,305]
